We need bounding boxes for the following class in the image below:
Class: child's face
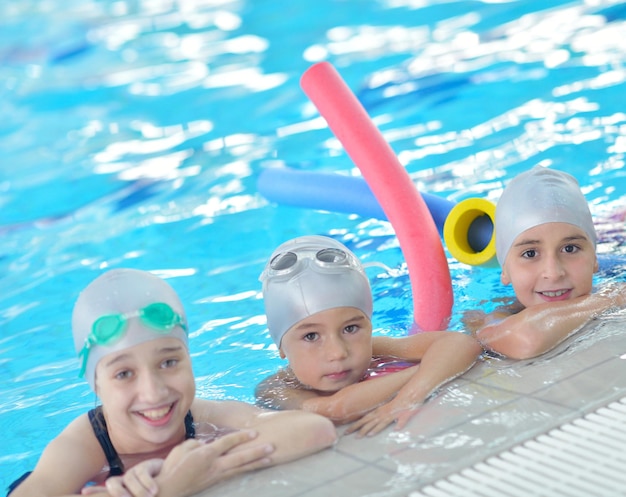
[501,222,598,308]
[95,336,195,453]
[279,307,373,392]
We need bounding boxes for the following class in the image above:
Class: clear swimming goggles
[261,247,362,280]
[78,302,187,377]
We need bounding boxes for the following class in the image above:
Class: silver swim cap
[495,166,597,266]
[72,268,188,390]
[260,235,373,347]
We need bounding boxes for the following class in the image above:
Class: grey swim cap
[495,166,597,266]
[260,235,373,347]
[72,268,188,390]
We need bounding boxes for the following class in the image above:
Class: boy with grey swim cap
[258,235,481,437]
[473,166,625,360]
[260,235,373,347]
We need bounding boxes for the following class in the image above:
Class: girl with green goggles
[72,268,189,390]
[8,267,337,497]
[78,301,187,378]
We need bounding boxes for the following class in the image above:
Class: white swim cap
[72,268,188,390]
[495,166,596,266]
[260,235,373,347]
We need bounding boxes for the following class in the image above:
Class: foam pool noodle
[299,61,453,331]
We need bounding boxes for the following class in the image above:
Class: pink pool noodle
[300,62,452,331]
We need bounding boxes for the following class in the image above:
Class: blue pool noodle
[258,168,453,235]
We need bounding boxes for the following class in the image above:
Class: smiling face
[501,222,598,309]
[94,336,195,455]
[279,307,373,392]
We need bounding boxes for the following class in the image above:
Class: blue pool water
[1,0,625,489]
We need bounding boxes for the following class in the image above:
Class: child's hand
[81,431,275,497]
[80,459,163,497]
[155,430,275,497]
[81,485,110,496]
[111,459,162,497]
[344,398,422,438]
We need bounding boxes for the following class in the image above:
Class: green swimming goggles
[78,302,187,378]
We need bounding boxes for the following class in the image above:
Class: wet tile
[565,319,626,364]
[198,448,364,497]
[299,465,404,497]
[374,396,574,487]
[334,380,522,463]
[533,355,626,410]
[334,426,412,463]
[405,382,520,435]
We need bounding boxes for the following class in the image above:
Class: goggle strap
[77,344,89,378]
[362,261,393,272]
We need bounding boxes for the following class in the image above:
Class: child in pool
[9,268,336,497]
[255,235,482,437]
[465,166,626,360]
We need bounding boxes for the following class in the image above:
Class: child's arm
[476,283,626,359]
[98,403,336,497]
[256,364,422,424]
[194,399,337,465]
[300,366,421,423]
[9,415,110,497]
[135,432,278,497]
[13,414,291,497]
[256,331,481,433]
[84,431,277,497]
[345,330,481,436]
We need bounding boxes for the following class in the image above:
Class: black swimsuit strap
[6,471,32,496]
[88,407,195,478]
[88,407,124,477]
[185,410,195,439]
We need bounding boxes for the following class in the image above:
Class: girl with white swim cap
[470,166,625,360]
[72,268,190,391]
[9,268,336,497]
[257,235,481,437]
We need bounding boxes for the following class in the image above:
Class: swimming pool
[1,0,625,492]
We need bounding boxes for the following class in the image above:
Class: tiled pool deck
[199,313,626,497]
